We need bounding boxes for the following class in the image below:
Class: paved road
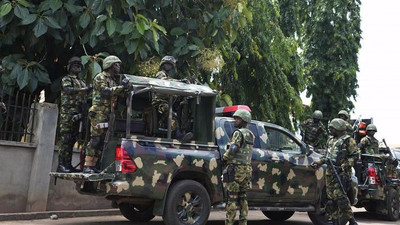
[1,208,398,225]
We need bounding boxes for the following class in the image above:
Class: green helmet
[67,56,82,71]
[233,109,252,123]
[103,55,122,70]
[329,118,346,131]
[338,110,349,119]
[312,110,323,120]
[160,55,176,68]
[366,124,377,132]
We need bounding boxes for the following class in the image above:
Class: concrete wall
[0,103,112,213]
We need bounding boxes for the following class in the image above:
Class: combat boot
[176,130,193,142]
[56,156,71,173]
[83,156,100,173]
[348,218,358,225]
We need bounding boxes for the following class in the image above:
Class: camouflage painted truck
[51,75,336,225]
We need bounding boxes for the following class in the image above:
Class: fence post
[26,103,58,212]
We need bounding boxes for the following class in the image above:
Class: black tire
[262,211,294,221]
[386,189,399,221]
[119,203,155,222]
[163,180,211,225]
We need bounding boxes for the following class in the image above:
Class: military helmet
[328,118,346,131]
[366,124,377,132]
[312,110,323,120]
[338,110,349,119]
[160,55,176,67]
[67,56,82,71]
[103,55,122,70]
[233,109,251,123]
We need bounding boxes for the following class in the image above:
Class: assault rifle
[326,158,351,205]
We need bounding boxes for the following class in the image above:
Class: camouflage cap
[338,110,349,119]
[329,118,346,131]
[312,110,323,120]
[103,55,122,70]
[160,56,176,67]
[366,124,377,132]
[233,109,251,123]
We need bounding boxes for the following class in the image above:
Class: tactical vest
[325,134,350,166]
[362,136,379,154]
[60,74,86,114]
[91,71,117,113]
[231,128,254,165]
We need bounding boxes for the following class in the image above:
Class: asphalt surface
[0,208,398,225]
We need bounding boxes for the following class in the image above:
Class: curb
[0,209,120,221]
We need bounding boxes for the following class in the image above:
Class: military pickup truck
[51,75,337,225]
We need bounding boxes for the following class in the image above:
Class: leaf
[13,4,29,19]
[18,68,30,90]
[0,1,12,17]
[81,56,91,66]
[106,18,116,36]
[16,0,32,8]
[170,27,185,36]
[152,22,166,35]
[35,69,51,84]
[120,22,133,34]
[125,39,138,54]
[136,21,145,35]
[20,14,37,25]
[152,29,159,53]
[33,19,48,37]
[191,37,204,47]
[96,14,107,23]
[10,64,23,80]
[79,11,91,29]
[91,61,102,78]
[49,0,62,13]
[64,2,82,14]
[28,76,38,93]
[44,16,61,29]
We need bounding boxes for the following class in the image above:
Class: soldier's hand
[311,162,319,169]
[121,78,130,89]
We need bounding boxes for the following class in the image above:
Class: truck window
[264,127,301,155]
[224,121,261,148]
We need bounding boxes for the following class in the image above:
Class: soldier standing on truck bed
[83,55,128,173]
[359,124,379,154]
[222,109,254,225]
[312,118,359,225]
[338,110,353,136]
[57,57,92,173]
[300,110,327,152]
[152,55,193,141]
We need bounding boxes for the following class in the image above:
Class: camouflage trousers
[326,172,354,221]
[86,110,108,158]
[225,168,251,225]
[58,113,80,161]
[152,97,190,133]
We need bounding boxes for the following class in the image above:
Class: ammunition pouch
[228,144,240,156]
[326,199,336,214]
[90,136,102,149]
[222,164,235,183]
[336,197,348,210]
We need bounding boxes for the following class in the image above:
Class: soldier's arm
[63,77,91,95]
[223,130,243,162]
[156,71,168,80]
[343,138,359,170]
[95,75,124,97]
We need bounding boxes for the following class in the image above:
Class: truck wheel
[262,211,294,221]
[119,203,155,222]
[163,180,211,225]
[386,189,399,221]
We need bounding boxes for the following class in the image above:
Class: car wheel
[386,189,399,221]
[163,180,211,225]
[119,203,155,222]
[262,211,294,221]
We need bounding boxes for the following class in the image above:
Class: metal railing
[0,89,38,143]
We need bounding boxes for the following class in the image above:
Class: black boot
[348,218,358,225]
[56,157,71,173]
[176,130,193,142]
[65,162,81,173]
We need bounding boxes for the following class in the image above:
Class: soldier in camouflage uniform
[57,57,92,173]
[300,110,327,152]
[359,124,379,155]
[152,55,192,141]
[312,118,359,225]
[83,55,128,173]
[222,109,254,225]
[338,110,353,136]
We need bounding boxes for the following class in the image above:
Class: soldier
[338,110,353,136]
[152,55,192,141]
[222,109,254,225]
[57,57,92,173]
[300,110,328,151]
[312,118,359,225]
[83,55,128,173]
[359,124,379,154]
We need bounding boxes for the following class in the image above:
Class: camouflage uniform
[300,119,327,150]
[223,109,254,225]
[338,110,353,136]
[315,119,359,224]
[359,135,379,155]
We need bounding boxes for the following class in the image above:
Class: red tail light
[115,145,137,173]
[368,167,379,185]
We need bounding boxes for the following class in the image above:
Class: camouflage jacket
[223,128,254,168]
[344,120,353,136]
[300,119,327,149]
[60,74,86,115]
[320,134,359,176]
[359,135,379,155]
[90,71,123,114]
